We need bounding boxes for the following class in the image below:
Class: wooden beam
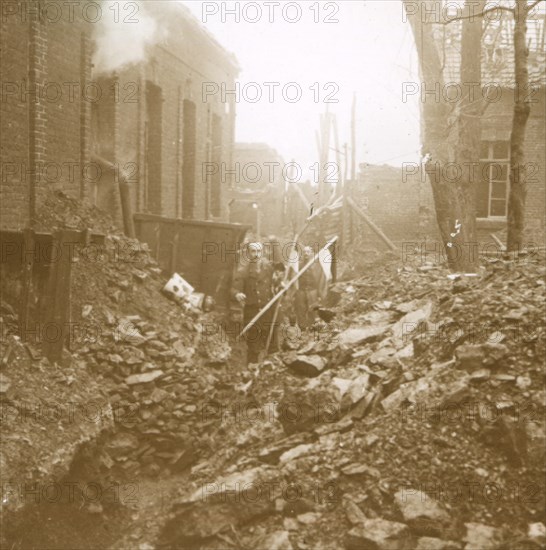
[19,228,35,343]
[490,233,506,252]
[347,197,397,251]
[43,230,73,362]
[351,93,357,183]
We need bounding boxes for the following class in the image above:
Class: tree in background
[404,0,485,272]
[404,0,543,266]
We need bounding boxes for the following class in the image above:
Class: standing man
[232,242,275,365]
[295,246,321,330]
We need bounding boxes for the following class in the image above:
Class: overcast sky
[181,1,422,175]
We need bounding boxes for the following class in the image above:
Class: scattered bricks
[455,344,484,371]
[528,522,546,545]
[133,269,148,283]
[346,518,410,550]
[415,538,461,550]
[258,434,309,465]
[482,342,509,366]
[394,489,451,537]
[343,497,368,525]
[338,324,391,350]
[125,370,164,385]
[150,388,170,403]
[286,354,327,377]
[0,374,11,394]
[104,432,139,458]
[341,463,380,478]
[463,523,502,550]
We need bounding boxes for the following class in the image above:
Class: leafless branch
[528,0,546,12]
[427,1,545,26]
[429,6,513,26]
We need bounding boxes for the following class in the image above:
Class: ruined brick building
[441,11,545,243]
[354,12,545,248]
[1,1,238,230]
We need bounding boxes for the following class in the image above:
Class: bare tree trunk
[506,0,531,252]
[454,0,485,269]
[404,0,482,272]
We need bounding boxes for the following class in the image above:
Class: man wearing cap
[232,242,277,365]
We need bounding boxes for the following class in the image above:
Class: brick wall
[1,2,236,231]
[522,93,546,245]
[1,11,31,229]
[1,3,91,230]
[93,3,238,224]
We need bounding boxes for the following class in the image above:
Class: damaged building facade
[352,12,545,249]
[92,2,239,223]
[1,1,239,229]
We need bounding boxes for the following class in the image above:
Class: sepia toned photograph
[0,1,545,548]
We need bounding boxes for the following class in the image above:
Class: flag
[317,243,334,300]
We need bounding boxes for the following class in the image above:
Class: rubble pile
[77,310,236,479]
[2,193,544,549]
[150,256,545,550]
[0,332,113,514]
[1,193,236,524]
[33,192,236,479]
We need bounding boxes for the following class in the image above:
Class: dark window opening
[211,114,223,217]
[182,99,196,219]
[145,82,163,215]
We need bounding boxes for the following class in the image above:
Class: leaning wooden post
[347,197,398,252]
[19,228,35,343]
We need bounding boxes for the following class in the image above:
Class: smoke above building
[92,0,162,75]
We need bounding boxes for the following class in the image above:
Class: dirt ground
[1,192,545,550]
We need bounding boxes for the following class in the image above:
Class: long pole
[265,165,302,353]
[347,197,397,251]
[264,196,323,352]
[343,143,349,184]
[351,93,357,184]
[265,232,298,353]
[333,114,342,196]
[240,236,338,338]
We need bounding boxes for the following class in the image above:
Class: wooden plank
[42,231,73,362]
[19,228,35,342]
[171,221,180,274]
[347,197,398,252]
[134,212,250,232]
[490,233,507,251]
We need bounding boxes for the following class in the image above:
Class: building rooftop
[439,12,545,87]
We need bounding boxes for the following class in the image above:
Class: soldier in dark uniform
[232,242,276,365]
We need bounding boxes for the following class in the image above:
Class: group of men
[231,241,322,365]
